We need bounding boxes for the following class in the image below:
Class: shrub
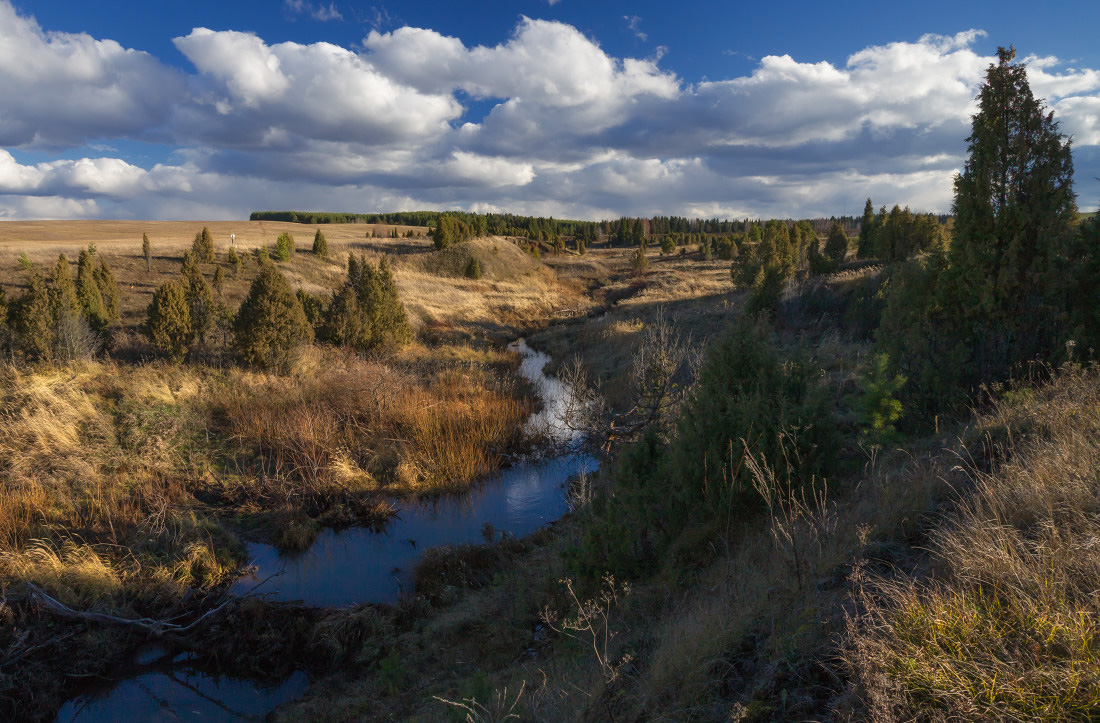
[227,247,241,277]
[660,237,676,255]
[312,229,328,259]
[212,266,225,296]
[142,232,152,271]
[464,257,483,280]
[273,233,295,262]
[93,255,120,323]
[145,279,193,359]
[76,248,109,333]
[183,263,214,344]
[233,263,313,367]
[192,227,215,263]
[50,254,80,319]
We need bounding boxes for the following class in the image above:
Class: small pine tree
[233,263,313,367]
[256,245,270,264]
[273,233,295,262]
[660,237,676,255]
[142,233,152,272]
[181,250,198,278]
[146,279,193,359]
[321,285,364,347]
[312,229,329,258]
[630,247,649,273]
[212,265,225,296]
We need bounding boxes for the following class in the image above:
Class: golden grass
[847,364,1100,721]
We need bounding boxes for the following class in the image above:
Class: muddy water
[56,339,595,721]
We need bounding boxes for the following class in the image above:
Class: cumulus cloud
[0,1,1097,220]
[0,2,185,147]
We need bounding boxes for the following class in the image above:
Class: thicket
[570,317,837,580]
[321,255,412,353]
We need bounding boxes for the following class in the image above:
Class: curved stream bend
[57,339,596,721]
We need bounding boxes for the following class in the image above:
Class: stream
[56,339,596,722]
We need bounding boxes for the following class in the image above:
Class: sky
[1,0,1098,221]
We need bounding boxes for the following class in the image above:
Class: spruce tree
[142,233,152,272]
[233,263,313,367]
[312,229,329,258]
[146,279,193,359]
[227,247,242,277]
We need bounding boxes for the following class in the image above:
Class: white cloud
[0,2,1097,220]
[285,0,343,22]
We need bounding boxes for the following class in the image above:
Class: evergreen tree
[50,254,80,319]
[948,46,1077,384]
[857,198,876,258]
[233,263,313,367]
[183,264,215,344]
[212,265,225,296]
[142,233,152,272]
[321,285,364,347]
[824,222,848,264]
[77,248,109,333]
[93,255,120,323]
[273,232,295,261]
[192,227,215,263]
[227,247,242,278]
[312,229,329,258]
[145,279,193,360]
[9,270,54,360]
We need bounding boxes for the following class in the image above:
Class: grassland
[4,219,1098,721]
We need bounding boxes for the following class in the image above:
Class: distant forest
[249,209,954,240]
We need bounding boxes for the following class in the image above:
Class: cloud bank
[0,2,1097,220]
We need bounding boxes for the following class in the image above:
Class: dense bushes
[322,255,411,353]
[233,262,313,367]
[571,317,837,579]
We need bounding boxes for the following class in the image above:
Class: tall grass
[847,364,1100,720]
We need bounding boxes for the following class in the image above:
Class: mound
[410,237,543,281]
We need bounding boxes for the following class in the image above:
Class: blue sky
[2,0,1098,220]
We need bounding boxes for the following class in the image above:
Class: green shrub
[192,227,215,263]
[464,257,482,279]
[8,270,54,361]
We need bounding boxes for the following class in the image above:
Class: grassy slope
[0,223,588,720]
[280,255,1100,721]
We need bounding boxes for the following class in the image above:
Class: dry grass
[846,364,1100,721]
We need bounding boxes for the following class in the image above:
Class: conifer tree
[192,227,215,263]
[274,232,295,261]
[233,263,312,367]
[50,254,80,319]
[10,270,54,360]
[93,255,120,323]
[312,229,329,258]
[949,46,1077,382]
[146,279,193,359]
[77,248,109,333]
[227,247,241,277]
[857,198,876,258]
[824,222,849,264]
[142,233,152,272]
[212,265,225,296]
[183,264,214,344]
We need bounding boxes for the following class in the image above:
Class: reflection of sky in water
[57,668,307,722]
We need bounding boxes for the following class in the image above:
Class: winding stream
[57,339,595,721]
